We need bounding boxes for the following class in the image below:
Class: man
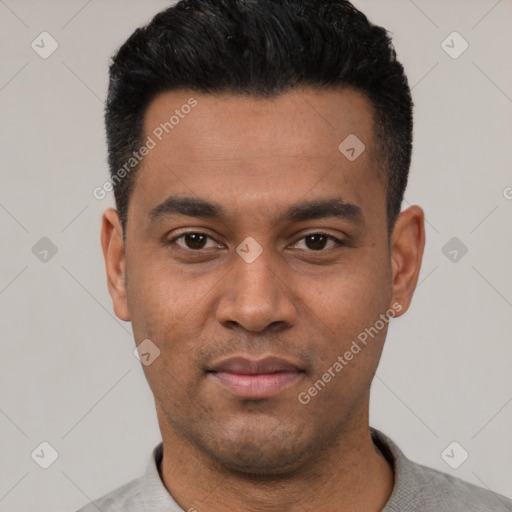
[78,0,512,510]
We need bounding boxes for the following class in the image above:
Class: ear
[390,205,425,317]
[101,208,131,321]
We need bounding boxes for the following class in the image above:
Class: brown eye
[172,232,218,250]
[291,233,344,251]
[305,234,328,250]
[183,233,207,249]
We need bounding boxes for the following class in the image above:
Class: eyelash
[167,231,346,252]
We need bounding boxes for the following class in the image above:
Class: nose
[215,246,298,333]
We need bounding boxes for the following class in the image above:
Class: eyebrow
[148,195,362,224]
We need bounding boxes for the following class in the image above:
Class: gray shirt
[76,428,512,511]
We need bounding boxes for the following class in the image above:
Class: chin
[161,400,335,476]
[210,443,309,477]
[198,421,316,477]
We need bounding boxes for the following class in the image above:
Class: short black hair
[105,0,413,233]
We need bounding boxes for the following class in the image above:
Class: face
[102,87,424,475]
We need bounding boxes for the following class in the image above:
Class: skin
[101,87,425,511]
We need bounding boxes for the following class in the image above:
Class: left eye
[290,233,344,251]
[170,232,343,252]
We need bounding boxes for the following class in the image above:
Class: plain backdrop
[0,0,511,510]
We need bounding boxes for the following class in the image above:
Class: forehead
[130,87,383,226]
[142,87,375,163]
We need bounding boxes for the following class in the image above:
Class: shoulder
[74,442,184,511]
[412,460,512,511]
[75,475,144,512]
[371,428,512,512]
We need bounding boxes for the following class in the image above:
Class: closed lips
[208,356,304,375]
[208,356,305,399]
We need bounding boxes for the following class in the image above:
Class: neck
[156,404,394,512]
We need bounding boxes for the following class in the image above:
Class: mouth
[207,356,305,399]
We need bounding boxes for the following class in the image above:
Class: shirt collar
[370,428,428,511]
[141,442,183,511]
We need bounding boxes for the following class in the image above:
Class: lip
[208,356,305,399]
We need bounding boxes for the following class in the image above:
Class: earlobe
[101,208,131,321]
[390,206,425,316]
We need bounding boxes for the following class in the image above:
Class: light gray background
[1,0,511,510]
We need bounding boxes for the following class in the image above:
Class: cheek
[126,248,200,326]
[125,254,215,373]
[304,252,392,335]
[125,265,208,403]
[298,263,393,413]
[296,251,393,404]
